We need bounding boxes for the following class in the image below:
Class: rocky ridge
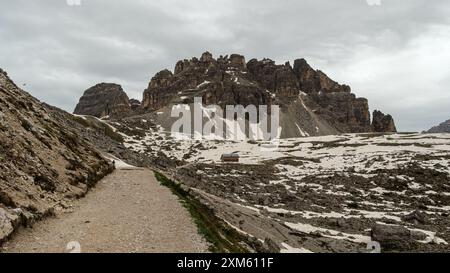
[426,119,450,133]
[0,69,113,244]
[75,52,396,137]
[74,83,132,118]
[141,52,390,136]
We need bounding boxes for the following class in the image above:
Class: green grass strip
[154,171,249,253]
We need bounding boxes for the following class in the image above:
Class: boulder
[263,238,281,253]
[371,224,413,251]
[0,208,16,243]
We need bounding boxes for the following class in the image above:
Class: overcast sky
[1,0,449,131]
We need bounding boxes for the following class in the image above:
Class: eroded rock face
[142,54,273,112]
[425,119,450,133]
[247,59,299,98]
[142,52,384,135]
[293,58,351,94]
[308,93,372,133]
[142,70,175,110]
[0,69,113,243]
[200,51,214,63]
[229,54,246,69]
[129,99,141,111]
[372,110,397,133]
[77,52,394,136]
[74,83,131,118]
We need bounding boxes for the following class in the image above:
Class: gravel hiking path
[1,167,209,253]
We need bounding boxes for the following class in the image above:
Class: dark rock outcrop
[290,58,372,132]
[143,54,272,112]
[247,59,299,98]
[141,52,385,136]
[74,83,131,118]
[293,58,351,94]
[129,99,141,111]
[425,119,450,133]
[372,110,397,133]
[76,52,395,137]
[229,54,247,69]
[307,93,372,133]
[0,69,113,243]
[142,70,176,110]
[371,224,427,251]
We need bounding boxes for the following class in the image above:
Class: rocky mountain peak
[200,51,214,63]
[89,82,121,92]
[74,83,131,118]
[73,52,396,136]
[425,119,450,133]
[293,58,351,94]
[372,110,397,132]
[138,52,396,136]
[149,69,174,88]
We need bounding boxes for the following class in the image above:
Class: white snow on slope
[104,154,139,170]
[285,222,372,244]
[280,243,313,253]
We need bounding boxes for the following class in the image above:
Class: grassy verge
[154,171,249,253]
[70,115,124,143]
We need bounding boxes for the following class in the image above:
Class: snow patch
[285,222,371,244]
[280,243,313,253]
[104,154,139,170]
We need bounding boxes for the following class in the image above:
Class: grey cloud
[0,0,449,131]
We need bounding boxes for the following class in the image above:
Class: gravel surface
[1,169,209,253]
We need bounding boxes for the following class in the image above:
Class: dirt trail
[1,167,209,253]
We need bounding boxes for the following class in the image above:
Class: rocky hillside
[74,83,133,118]
[0,68,113,244]
[426,119,450,133]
